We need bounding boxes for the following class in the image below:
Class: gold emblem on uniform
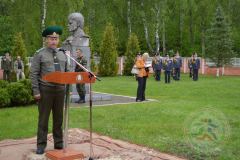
[53,32,57,35]
[76,75,83,83]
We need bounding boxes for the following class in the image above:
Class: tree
[98,23,118,77]
[206,6,236,77]
[10,32,29,81]
[0,15,13,56]
[123,33,141,76]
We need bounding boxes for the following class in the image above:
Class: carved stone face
[68,19,78,32]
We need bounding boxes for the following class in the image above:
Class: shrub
[0,79,9,89]
[0,88,11,107]
[7,82,34,105]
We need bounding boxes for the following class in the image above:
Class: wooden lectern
[42,71,95,160]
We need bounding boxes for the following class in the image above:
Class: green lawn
[0,74,239,160]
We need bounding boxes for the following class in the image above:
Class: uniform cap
[136,52,141,56]
[5,50,10,54]
[76,48,83,51]
[42,26,62,37]
[194,52,198,55]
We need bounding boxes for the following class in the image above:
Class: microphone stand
[60,49,100,160]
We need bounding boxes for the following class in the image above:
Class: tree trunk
[127,1,131,36]
[155,2,160,53]
[162,18,166,56]
[141,2,153,55]
[216,67,219,77]
[180,9,183,50]
[202,22,205,57]
[180,10,183,42]
[188,3,193,48]
[42,0,47,47]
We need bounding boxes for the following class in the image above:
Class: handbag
[131,64,140,74]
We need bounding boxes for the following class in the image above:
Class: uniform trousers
[155,70,161,81]
[16,69,25,81]
[193,69,198,81]
[37,85,65,149]
[76,83,86,97]
[165,71,171,83]
[175,68,180,80]
[3,70,11,83]
[189,68,193,77]
[136,76,147,101]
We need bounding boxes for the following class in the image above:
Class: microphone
[58,48,66,53]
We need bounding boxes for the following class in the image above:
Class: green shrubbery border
[0,79,34,108]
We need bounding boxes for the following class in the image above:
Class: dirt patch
[0,128,186,160]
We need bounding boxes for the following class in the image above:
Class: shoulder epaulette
[36,47,44,53]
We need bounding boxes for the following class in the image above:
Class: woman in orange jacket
[135,53,150,102]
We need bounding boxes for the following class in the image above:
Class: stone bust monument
[63,12,89,46]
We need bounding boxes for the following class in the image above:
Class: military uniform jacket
[163,59,173,71]
[153,58,163,70]
[30,46,70,95]
[74,56,87,72]
[1,56,12,71]
[173,56,182,68]
[192,58,200,70]
[14,60,24,72]
[188,58,193,69]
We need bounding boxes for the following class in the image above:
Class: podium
[42,71,95,160]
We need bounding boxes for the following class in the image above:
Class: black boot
[75,96,81,103]
[78,96,85,103]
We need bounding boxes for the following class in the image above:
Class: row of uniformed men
[1,51,25,83]
[151,51,200,83]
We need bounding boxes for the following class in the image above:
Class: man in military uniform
[192,52,200,81]
[173,51,182,81]
[163,53,173,84]
[188,54,193,78]
[1,51,12,83]
[153,53,162,81]
[74,48,87,103]
[14,56,25,81]
[30,26,70,154]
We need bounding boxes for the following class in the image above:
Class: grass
[0,73,239,159]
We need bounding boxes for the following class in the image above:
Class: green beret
[76,48,83,51]
[42,25,62,37]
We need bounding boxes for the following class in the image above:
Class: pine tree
[98,23,118,77]
[10,32,29,81]
[123,33,141,76]
[206,6,236,77]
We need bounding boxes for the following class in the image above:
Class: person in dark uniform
[163,53,173,84]
[30,26,70,154]
[74,48,87,103]
[136,53,150,102]
[171,54,176,80]
[1,51,12,83]
[192,52,200,81]
[173,51,182,81]
[188,54,193,78]
[153,53,163,81]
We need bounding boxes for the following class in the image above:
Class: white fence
[1,56,240,69]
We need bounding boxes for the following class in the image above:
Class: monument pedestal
[62,44,92,102]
